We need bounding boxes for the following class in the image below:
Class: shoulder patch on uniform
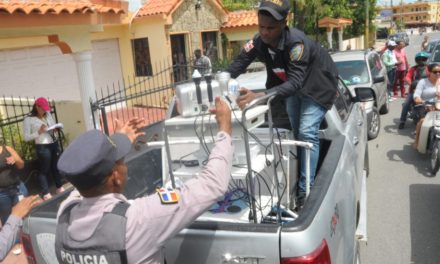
[157,187,179,204]
[243,39,254,53]
[289,44,304,61]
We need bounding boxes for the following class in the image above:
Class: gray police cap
[57,130,131,190]
[258,0,290,21]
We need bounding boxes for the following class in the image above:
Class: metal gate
[90,61,192,135]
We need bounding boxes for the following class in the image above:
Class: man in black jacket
[227,0,338,208]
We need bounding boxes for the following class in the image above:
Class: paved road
[361,32,440,264]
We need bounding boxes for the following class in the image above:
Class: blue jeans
[286,95,327,194]
[0,182,28,225]
[387,69,396,97]
[400,92,414,123]
[36,143,62,195]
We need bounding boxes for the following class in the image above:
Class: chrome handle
[353,136,359,145]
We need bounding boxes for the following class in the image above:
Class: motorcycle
[416,100,440,175]
[408,102,426,125]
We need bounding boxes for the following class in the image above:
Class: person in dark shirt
[227,0,338,208]
[0,144,27,225]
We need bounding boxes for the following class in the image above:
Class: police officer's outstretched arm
[210,96,232,135]
[131,97,234,250]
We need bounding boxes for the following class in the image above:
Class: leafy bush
[0,122,36,161]
[212,57,232,73]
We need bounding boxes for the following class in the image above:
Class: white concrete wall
[342,35,365,50]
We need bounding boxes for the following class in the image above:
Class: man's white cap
[388,40,397,46]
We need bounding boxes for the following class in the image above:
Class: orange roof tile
[0,1,125,15]
[222,10,257,28]
[137,0,226,18]
[136,0,180,17]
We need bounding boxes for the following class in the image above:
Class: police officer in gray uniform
[227,0,338,208]
[55,97,233,264]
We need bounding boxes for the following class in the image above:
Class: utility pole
[366,0,369,48]
[400,0,404,30]
[436,0,440,31]
[390,0,394,28]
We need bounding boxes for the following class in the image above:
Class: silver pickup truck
[21,77,369,264]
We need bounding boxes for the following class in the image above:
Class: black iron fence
[90,59,267,135]
[0,96,63,160]
[91,60,196,135]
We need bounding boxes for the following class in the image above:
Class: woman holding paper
[23,97,64,200]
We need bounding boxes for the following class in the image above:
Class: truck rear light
[281,239,331,264]
[20,231,37,264]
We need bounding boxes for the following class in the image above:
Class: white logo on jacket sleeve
[289,44,304,61]
[243,40,254,52]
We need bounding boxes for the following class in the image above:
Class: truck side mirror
[354,87,374,102]
[373,75,385,84]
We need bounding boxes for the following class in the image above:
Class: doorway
[202,31,218,63]
[171,34,188,82]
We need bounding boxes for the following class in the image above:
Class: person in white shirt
[413,63,440,148]
[381,40,398,101]
[23,97,64,200]
[194,49,212,76]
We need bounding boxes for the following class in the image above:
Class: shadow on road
[383,118,435,177]
[409,184,440,264]
[383,118,417,137]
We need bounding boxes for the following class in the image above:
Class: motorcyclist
[399,52,430,129]
[413,62,440,149]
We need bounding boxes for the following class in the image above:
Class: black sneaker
[398,123,405,129]
[295,192,306,212]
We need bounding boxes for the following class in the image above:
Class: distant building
[378,1,440,28]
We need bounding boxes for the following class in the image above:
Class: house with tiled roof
[0,0,129,135]
[0,0,262,139]
[130,0,229,82]
[221,10,258,58]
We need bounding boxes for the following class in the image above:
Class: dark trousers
[0,182,28,225]
[400,92,414,123]
[393,70,406,97]
[387,68,396,97]
[36,143,62,195]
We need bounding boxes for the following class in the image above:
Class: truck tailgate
[165,223,281,264]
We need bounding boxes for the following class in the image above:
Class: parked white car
[332,49,389,140]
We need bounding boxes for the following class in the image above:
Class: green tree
[222,0,258,11]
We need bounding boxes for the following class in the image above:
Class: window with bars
[132,38,153,77]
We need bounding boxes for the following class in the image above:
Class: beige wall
[92,24,133,79]
[129,16,173,107]
[0,25,99,53]
[223,26,258,42]
[132,16,171,67]
[54,101,87,142]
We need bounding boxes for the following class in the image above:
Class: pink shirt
[58,131,233,264]
[394,48,408,71]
